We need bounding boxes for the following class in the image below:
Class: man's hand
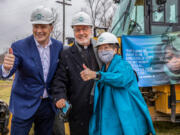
[3,48,15,71]
[56,98,66,109]
[80,64,96,81]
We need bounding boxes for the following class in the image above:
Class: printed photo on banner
[122,31,180,87]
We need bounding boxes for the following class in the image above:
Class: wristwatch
[94,72,101,80]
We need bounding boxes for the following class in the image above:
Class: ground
[0,80,180,135]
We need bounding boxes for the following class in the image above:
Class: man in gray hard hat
[51,11,101,135]
[0,6,63,135]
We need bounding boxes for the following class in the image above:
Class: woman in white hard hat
[80,32,156,135]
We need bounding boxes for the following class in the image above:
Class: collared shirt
[75,41,99,71]
[34,38,52,98]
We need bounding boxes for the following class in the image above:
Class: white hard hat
[71,12,93,27]
[95,32,119,48]
[30,6,56,24]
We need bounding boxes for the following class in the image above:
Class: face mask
[98,50,115,64]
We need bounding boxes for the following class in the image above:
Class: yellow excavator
[111,0,180,123]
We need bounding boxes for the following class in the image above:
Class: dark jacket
[51,40,101,126]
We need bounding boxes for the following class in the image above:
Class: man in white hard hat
[0,6,63,135]
[51,11,101,135]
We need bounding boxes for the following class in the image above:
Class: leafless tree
[51,24,62,41]
[84,0,117,29]
[0,51,6,64]
[51,8,62,41]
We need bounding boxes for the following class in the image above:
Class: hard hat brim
[95,43,110,48]
[71,23,93,27]
[31,20,54,25]
[95,42,119,48]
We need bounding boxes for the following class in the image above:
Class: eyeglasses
[98,45,114,51]
[73,27,90,33]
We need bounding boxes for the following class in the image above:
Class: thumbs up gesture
[3,48,15,71]
[80,64,96,81]
[82,64,88,70]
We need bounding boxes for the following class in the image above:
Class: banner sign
[122,33,180,87]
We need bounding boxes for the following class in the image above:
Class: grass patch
[0,80,12,104]
[0,80,35,135]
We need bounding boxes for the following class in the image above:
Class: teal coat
[89,55,156,135]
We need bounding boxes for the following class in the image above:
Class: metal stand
[170,85,176,122]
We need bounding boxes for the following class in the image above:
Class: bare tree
[0,54,4,64]
[84,0,117,29]
[51,24,62,41]
[0,51,6,64]
[51,8,62,41]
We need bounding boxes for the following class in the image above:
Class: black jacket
[51,40,101,126]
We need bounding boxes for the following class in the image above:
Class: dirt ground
[154,121,180,135]
[1,80,180,135]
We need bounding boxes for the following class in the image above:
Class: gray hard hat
[71,11,93,27]
[30,6,56,24]
[95,32,119,48]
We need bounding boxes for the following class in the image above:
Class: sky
[0,0,86,54]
